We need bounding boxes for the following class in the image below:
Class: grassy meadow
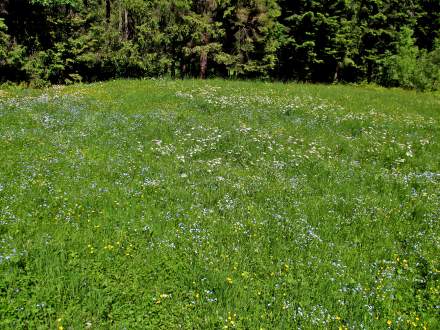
[0,80,439,329]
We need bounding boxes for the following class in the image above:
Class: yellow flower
[387,320,392,327]
[335,315,341,321]
[226,277,233,284]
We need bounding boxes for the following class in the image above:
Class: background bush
[381,27,440,91]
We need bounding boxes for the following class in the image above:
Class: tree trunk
[171,61,176,79]
[199,32,209,79]
[118,4,121,32]
[180,62,187,78]
[334,62,340,82]
[200,50,208,79]
[0,0,9,15]
[105,0,111,24]
[123,9,129,40]
[367,61,372,83]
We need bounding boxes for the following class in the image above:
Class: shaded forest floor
[0,80,439,329]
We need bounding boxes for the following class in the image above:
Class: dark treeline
[0,0,439,90]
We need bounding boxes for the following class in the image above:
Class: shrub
[0,19,8,63]
[381,27,440,91]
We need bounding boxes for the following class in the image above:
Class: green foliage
[415,44,440,91]
[30,0,81,7]
[381,27,440,91]
[220,0,282,77]
[0,19,27,83]
[0,19,9,63]
[381,27,419,88]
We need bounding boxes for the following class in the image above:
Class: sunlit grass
[0,79,439,329]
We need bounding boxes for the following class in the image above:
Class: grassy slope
[0,80,439,329]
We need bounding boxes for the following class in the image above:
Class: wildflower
[57,318,64,330]
[387,320,392,327]
[226,277,233,284]
[402,259,408,269]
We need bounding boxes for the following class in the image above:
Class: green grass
[0,79,439,329]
